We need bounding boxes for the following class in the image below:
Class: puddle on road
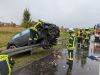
[12,36,100,75]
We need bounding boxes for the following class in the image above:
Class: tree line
[0,22,16,27]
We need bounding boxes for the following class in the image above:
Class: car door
[18,29,30,46]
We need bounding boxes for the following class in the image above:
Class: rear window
[12,29,30,39]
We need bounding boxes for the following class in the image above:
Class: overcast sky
[0,0,100,28]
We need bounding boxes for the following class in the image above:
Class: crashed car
[7,21,60,49]
[7,29,31,49]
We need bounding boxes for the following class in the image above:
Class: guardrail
[1,38,68,56]
[1,44,39,56]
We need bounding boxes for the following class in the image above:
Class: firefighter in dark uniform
[0,51,15,75]
[67,28,76,60]
[83,28,90,48]
[29,20,43,45]
[76,28,84,48]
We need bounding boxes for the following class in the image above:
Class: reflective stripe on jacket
[30,21,42,31]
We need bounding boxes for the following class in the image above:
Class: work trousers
[68,50,73,59]
[77,37,83,44]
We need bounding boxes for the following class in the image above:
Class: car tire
[8,44,16,49]
[41,39,50,49]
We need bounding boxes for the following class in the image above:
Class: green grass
[60,32,69,38]
[0,32,15,49]
[0,32,20,49]
[13,48,51,71]
[0,27,23,49]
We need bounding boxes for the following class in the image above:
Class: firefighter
[83,28,90,48]
[29,20,43,45]
[83,28,91,39]
[67,28,76,60]
[86,28,91,39]
[0,51,15,75]
[76,28,84,48]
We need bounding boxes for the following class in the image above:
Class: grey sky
[0,0,100,28]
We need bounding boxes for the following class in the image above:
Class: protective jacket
[30,21,43,40]
[0,54,14,75]
[77,30,83,38]
[83,31,90,39]
[67,34,76,50]
[30,21,42,31]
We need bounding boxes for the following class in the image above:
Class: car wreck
[7,21,60,49]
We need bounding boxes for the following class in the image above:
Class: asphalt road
[12,36,100,75]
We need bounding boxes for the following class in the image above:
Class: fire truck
[94,24,100,42]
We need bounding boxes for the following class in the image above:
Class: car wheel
[41,39,50,49]
[8,45,16,49]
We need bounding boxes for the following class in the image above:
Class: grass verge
[12,44,64,71]
[0,27,24,49]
